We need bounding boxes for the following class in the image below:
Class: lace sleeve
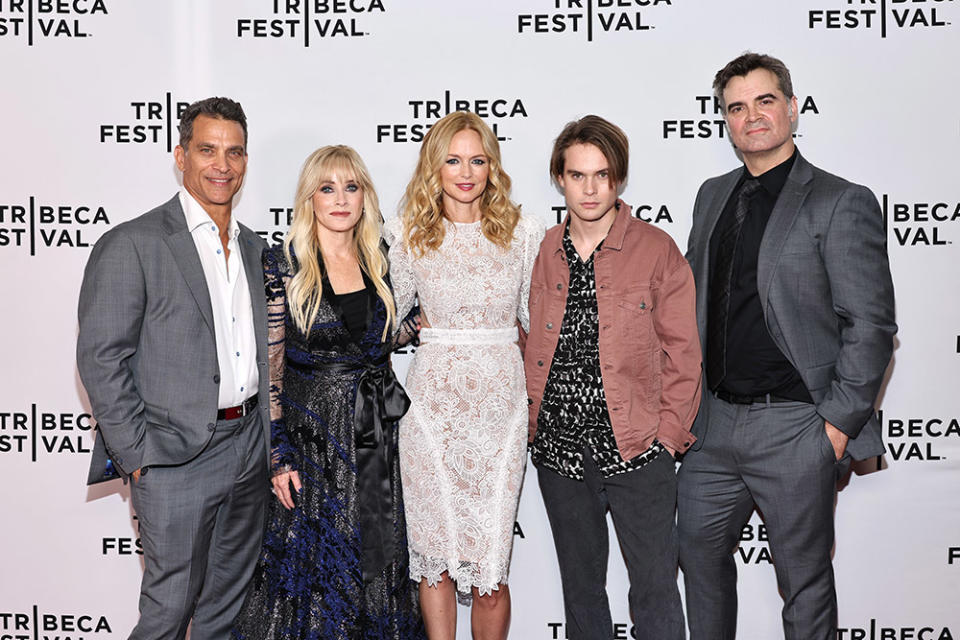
[385,216,417,328]
[263,247,297,475]
[517,215,546,333]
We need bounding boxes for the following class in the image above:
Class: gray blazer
[686,153,896,460]
[77,195,270,477]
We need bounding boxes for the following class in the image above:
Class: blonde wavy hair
[400,111,520,257]
[283,145,395,340]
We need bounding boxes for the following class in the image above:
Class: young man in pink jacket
[524,115,702,639]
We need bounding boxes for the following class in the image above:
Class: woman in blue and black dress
[232,145,424,640]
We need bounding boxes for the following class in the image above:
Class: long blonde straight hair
[283,145,395,340]
[400,111,520,258]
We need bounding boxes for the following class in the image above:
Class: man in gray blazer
[678,53,896,639]
[78,97,270,640]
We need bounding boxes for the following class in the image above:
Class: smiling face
[174,114,247,215]
[722,68,798,173]
[311,171,364,237]
[556,142,620,228]
[440,128,489,214]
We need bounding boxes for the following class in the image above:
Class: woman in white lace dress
[385,111,543,639]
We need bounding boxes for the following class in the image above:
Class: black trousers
[537,448,686,640]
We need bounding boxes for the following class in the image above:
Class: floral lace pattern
[386,215,544,596]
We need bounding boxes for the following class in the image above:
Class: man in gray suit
[78,97,270,640]
[678,53,896,639]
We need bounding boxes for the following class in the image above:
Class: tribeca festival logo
[736,520,773,566]
[375,90,529,144]
[546,622,645,639]
[550,203,674,226]
[882,195,958,248]
[0,607,112,640]
[102,515,142,557]
[878,410,957,462]
[0,405,94,460]
[99,93,191,153]
[837,620,955,639]
[0,198,111,255]
[236,0,386,46]
[517,0,674,42]
[808,0,953,37]
[255,206,292,247]
[0,0,108,45]
[663,94,821,140]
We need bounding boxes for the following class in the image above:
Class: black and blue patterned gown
[232,246,425,640]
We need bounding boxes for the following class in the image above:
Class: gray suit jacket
[78,194,270,478]
[686,153,896,460]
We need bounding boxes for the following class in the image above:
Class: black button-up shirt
[707,148,812,402]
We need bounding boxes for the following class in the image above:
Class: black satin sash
[313,356,410,583]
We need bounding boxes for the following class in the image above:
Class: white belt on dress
[420,326,518,345]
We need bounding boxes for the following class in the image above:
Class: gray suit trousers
[678,393,844,640]
[129,410,268,640]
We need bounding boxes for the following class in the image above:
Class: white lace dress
[385,214,544,597]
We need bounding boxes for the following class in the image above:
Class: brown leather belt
[217,395,258,420]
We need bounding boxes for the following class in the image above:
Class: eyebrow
[564,167,608,174]
[727,93,779,111]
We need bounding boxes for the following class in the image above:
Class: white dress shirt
[179,189,259,409]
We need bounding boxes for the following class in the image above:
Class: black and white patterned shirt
[530,223,663,480]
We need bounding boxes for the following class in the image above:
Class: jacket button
[213,374,220,384]
[612,407,620,412]
[537,360,544,367]
[527,398,533,406]
[683,442,690,447]
[546,322,553,330]
[207,423,216,432]
[556,283,562,290]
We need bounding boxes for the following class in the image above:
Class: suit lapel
[695,170,740,341]
[161,195,216,335]
[757,154,814,311]
[238,225,268,362]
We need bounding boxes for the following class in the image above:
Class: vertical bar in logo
[165,91,173,153]
[587,0,594,43]
[881,193,888,241]
[27,0,34,46]
[31,402,37,462]
[881,0,887,38]
[304,0,310,48]
[32,604,39,640]
[29,195,36,256]
[445,90,450,116]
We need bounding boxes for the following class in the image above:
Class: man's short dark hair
[713,52,794,109]
[178,97,248,149]
[549,115,629,188]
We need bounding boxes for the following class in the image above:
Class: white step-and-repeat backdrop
[2,1,958,638]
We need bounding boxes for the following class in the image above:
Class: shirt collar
[743,147,798,199]
[179,188,240,240]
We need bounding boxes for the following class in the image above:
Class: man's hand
[272,470,302,510]
[824,420,848,461]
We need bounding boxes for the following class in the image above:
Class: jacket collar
[550,199,631,255]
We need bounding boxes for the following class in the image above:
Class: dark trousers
[677,393,842,640]
[129,410,269,640]
[537,449,686,640]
